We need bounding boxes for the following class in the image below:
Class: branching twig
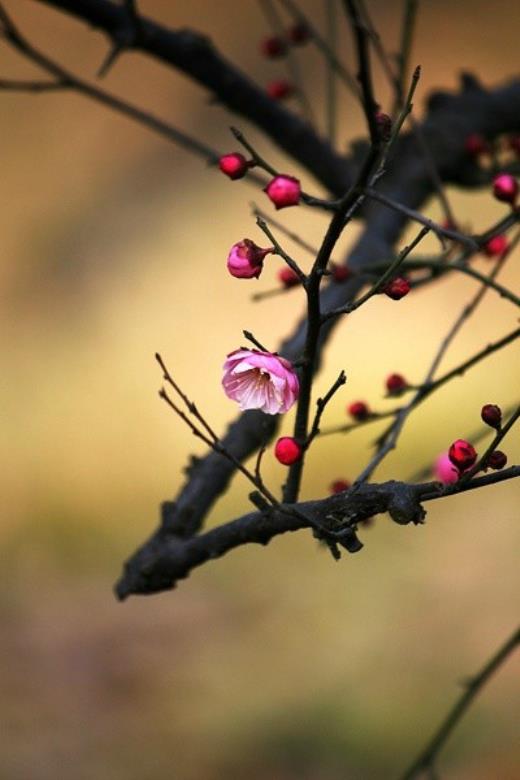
[400,625,520,780]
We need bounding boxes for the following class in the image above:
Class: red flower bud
[330,479,351,494]
[266,79,294,100]
[483,234,508,258]
[448,439,477,472]
[219,152,251,180]
[264,174,301,209]
[260,35,287,58]
[227,239,273,279]
[331,264,352,283]
[278,267,300,288]
[384,277,411,300]
[486,450,507,470]
[348,401,370,421]
[492,173,518,205]
[375,111,392,142]
[288,23,310,45]
[274,436,302,465]
[385,373,408,396]
[481,403,502,429]
[508,135,520,157]
[464,133,490,158]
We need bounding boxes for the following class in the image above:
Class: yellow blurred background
[1,1,519,778]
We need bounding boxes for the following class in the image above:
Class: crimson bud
[384,277,411,300]
[348,401,370,421]
[508,135,520,157]
[219,153,251,180]
[331,264,352,282]
[448,439,477,472]
[481,403,502,429]
[464,133,490,158]
[385,373,408,396]
[483,234,508,258]
[278,267,300,288]
[260,35,287,58]
[330,479,351,494]
[274,437,302,465]
[486,450,507,470]
[266,80,294,100]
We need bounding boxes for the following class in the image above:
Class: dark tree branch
[114,466,520,598]
[5,3,519,598]
[34,0,351,194]
[400,625,520,780]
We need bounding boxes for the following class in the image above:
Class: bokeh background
[1,1,519,778]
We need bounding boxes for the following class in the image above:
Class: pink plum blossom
[222,348,299,414]
[434,452,459,484]
[227,239,273,279]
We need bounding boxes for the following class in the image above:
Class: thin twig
[325,0,338,145]
[362,186,476,249]
[400,625,520,780]
[324,225,430,320]
[251,203,320,257]
[305,370,347,447]
[256,217,307,282]
[355,326,520,483]
[156,354,280,507]
[458,405,520,485]
[344,0,379,144]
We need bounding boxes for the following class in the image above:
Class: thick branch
[115,466,520,598]
[35,0,350,194]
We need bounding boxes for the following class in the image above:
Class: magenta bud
[264,175,301,209]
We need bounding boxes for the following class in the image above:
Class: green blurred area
[0,1,519,778]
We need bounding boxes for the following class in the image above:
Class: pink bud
[384,277,411,300]
[266,80,294,101]
[492,173,518,205]
[218,153,250,180]
[385,373,407,396]
[288,23,310,45]
[264,175,301,209]
[483,234,508,258]
[348,401,370,421]
[227,239,273,279]
[278,267,300,288]
[274,436,302,465]
[330,479,351,494]
[434,452,459,484]
[448,439,477,472]
[260,35,287,58]
[464,133,489,158]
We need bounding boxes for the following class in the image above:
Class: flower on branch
[227,239,273,279]
[222,348,299,414]
[448,439,478,472]
[434,452,459,484]
[218,152,251,180]
[264,175,301,209]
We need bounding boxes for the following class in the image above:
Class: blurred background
[1,1,519,778]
